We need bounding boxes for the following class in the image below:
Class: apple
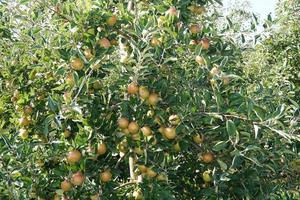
[141,126,152,136]
[19,128,29,139]
[61,180,72,192]
[70,58,84,70]
[84,48,93,59]
[127,82,139,94]
[201,152,214,163]
[66,150,82,164]
[139,86,150,99]
[164,127,176,140]
[107,15,117,26]
[193,134,204,144]
[195,56,206,65]
[138,165,148,173]
[63,129,71,138]
[118,118,129,129]
[190,24,201,34]
[151,37,161,47]
[128,121,140,134]
[100,170,112,182]
[168,115,180,125]
[200,38,210,50]
[166,6,178,17]
[99,38,111,49]
[146,168,157,178]
[147,93,159,106]
[97,143,107,155]
[71,171,85,186]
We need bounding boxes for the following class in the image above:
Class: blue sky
[224,0,278,19]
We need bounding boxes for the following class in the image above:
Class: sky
[224,0,278,19]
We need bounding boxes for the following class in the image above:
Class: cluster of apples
[69,15,118,72]
[11,89,35,140]
[57,144,111,198]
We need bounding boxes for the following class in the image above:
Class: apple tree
[0,0,299,199]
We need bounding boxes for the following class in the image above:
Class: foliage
[0,0,299,199]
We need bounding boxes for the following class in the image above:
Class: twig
[71,68,93,104]
[114,152,129,169]
[113,180,138,191]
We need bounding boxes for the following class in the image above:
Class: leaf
[217,159,228,171]
[253,105,266,121]
[231,155,243,168]
[47,96,58,112]
[226,120,237,138]
[213,141,228,151]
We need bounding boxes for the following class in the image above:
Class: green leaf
[217,159,228,171]
[226,120,237,138]
[213,141,228,151]
[47,96,58,112]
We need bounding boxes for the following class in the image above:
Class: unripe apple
[93,80,102,90]
[202,170,212,182]
[19,117,30,126]
[90,193,100,200]
[63,129,71,138]
[173,142,181,152]
[133,190,143,200]
[134,147,144,155]
[157,173,168,181]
